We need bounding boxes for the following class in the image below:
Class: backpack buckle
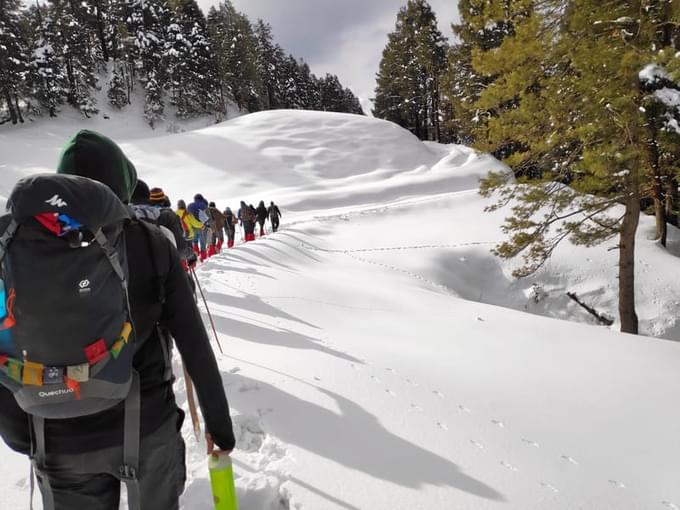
[119,464,137,480]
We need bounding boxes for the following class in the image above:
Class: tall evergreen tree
[477,0,680,334]
[0,0,31,124]
[374,0,447,140]
[254,19,284,109]
[207,1,260,113]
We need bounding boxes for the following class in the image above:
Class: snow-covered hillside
[1,110,679,510]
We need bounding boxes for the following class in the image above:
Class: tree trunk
[3,87,18,125]
[619,182,640,334]
[645,105,666,245]
[13,94,23,123]
[666,175,679,227]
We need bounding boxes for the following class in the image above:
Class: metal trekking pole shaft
[190,268,224,354]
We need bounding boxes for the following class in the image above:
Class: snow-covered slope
[1,110,679,510]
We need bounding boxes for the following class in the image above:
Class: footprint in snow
[458,405,471,413]
[385,367,396,373]
[370,375,381,383]
[491,419,505,428]
[405,378,419,386]
[385,389,396,397]
[522,438,540,448]
[228,367,241,374]
[500,461,518,472]
[662,502,680,510]
[350,363,359,370]
[432,390,445,399]
[608,480,626,489]
[539,482,559,493]
[313,376,321,382]
[437,422,449,431]
[561,455,579,465]
[238,382,260,393]
[470,440,484,450]
[410,403,422,411]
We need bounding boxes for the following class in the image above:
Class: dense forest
[0,0,364,127]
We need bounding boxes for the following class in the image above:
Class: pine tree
[0,0,31,124]
[374,0,447,140]
[476,0,680,334]
[107,63,128,108]
[207,1,260,113]
[254,19,284,109]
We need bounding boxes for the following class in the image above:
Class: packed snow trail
[1,110,679,509]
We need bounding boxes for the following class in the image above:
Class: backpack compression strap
[0,219,19,266]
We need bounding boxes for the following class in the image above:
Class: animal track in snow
[608,480,626,489]
[437,422,449,431]
[500,461,518,472]
[491,419,505,428]
[470,440,484,450]
[539,482,559,493]
[521,438,540,448]
[561,455,579,465]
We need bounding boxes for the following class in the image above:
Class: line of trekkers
[138,186,282,263]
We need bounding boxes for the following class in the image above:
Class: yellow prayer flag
[22,361,44,386]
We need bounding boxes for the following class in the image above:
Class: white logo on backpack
[79,279,91,295]
[45,194,68,208]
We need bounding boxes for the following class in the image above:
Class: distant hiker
[223,207,237,248]
[207,201,225,256]
[268,201,281,232]
[187,194,210,262]
[176,199,203,258]
[238,201,256,242]
[255,200,268,236]
[131,181,195,268]
[0,130,235,510]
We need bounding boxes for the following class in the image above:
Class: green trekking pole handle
[209,455,239,510]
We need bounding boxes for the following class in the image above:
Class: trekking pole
[190,267,224,354]
[182,362,202,440]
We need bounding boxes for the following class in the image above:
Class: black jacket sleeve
[160,241,235,450]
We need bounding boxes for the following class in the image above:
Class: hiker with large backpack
[223,207,237,248]
[0,130,235,510]
[176,199,203,257]
[268,201,282,233]
[238,201,256,242]
[188,194,210,262]
[255,201,268,237]
[207,202,225,256]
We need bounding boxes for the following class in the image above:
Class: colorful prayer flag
[7,359,22,383]
[22,361,44,386]
[66,363,89,382]
[84,339,107,365]
[111,339,125,359]
[43,366,64,385]
[120,322,132,343]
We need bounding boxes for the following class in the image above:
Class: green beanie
[56,130,138,203]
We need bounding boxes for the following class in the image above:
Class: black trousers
[35,413,186,510]
[271,217,280,232]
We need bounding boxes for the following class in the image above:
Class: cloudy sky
[196,0,460,101]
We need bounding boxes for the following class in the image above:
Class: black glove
[187,252,198,268]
